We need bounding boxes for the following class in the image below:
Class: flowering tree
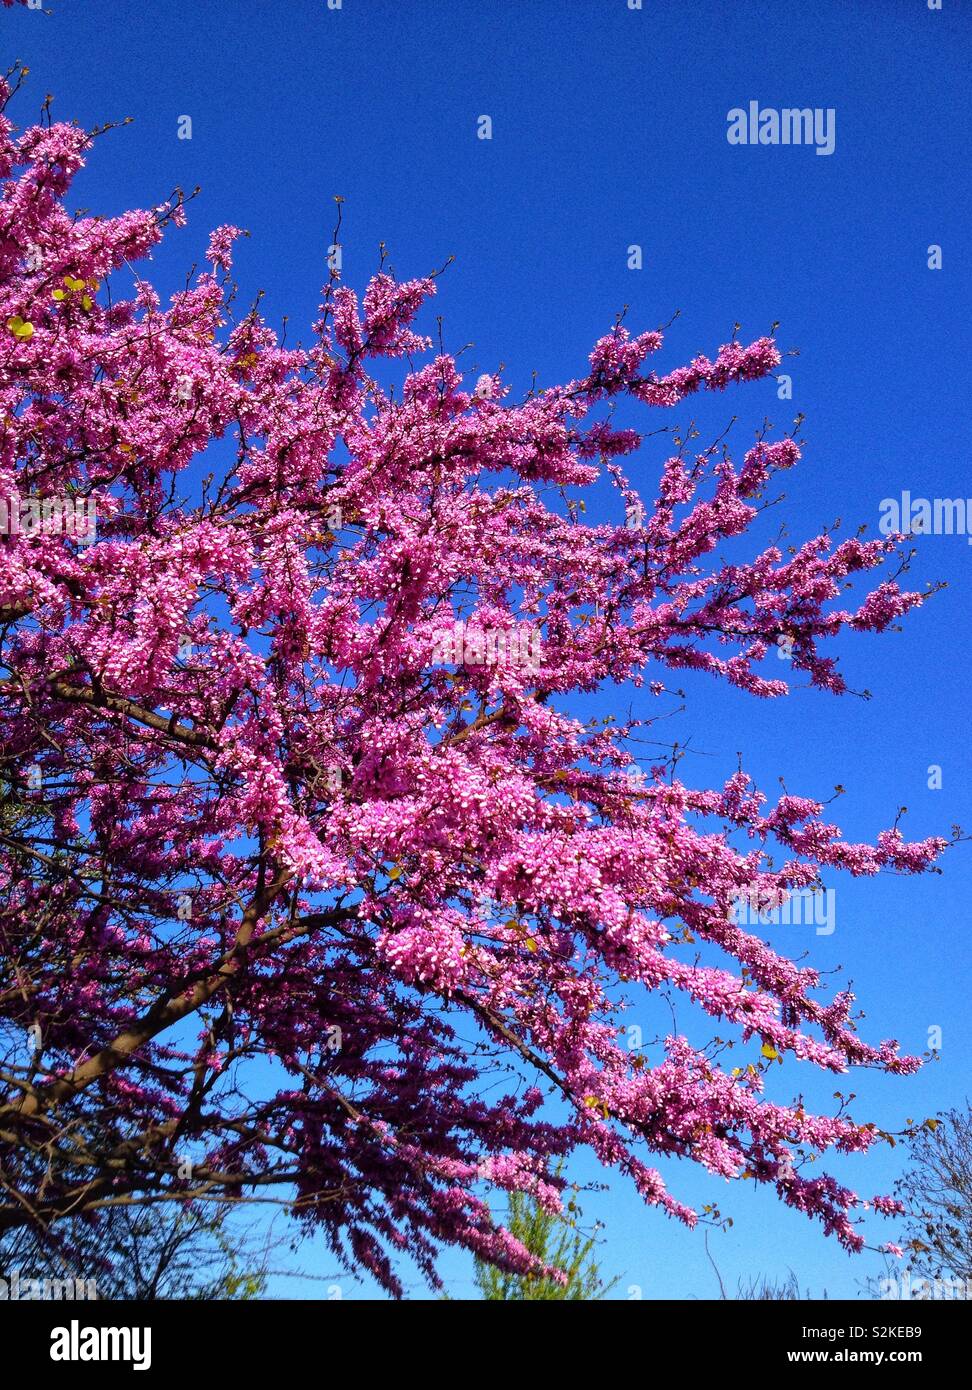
[0,75,949,1296]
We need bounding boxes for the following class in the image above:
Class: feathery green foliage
[475,1177,616,1301]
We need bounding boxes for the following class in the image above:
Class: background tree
[0,1200,269,1300]
[474,1173,616,1301]
[0,71,951,1295]
[891,1106,972,1294]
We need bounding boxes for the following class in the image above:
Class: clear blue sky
[4,0,970,1299]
